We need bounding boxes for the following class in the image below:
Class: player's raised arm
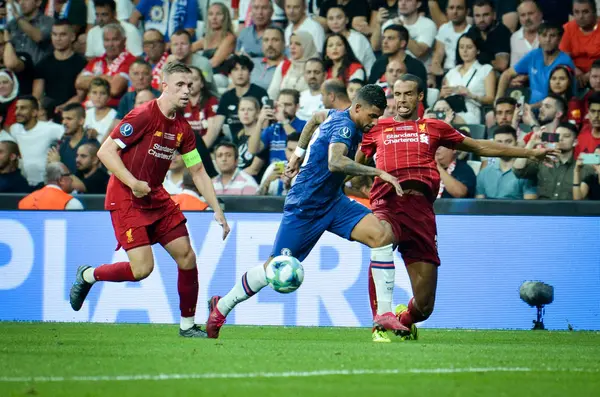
[98,137,150,198]
[456,135,559,162]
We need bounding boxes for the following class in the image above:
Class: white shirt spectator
[259,162,290,196]
[212,169,258,195]
[84,107,117,143]
[297,89,325,121]
[436,22,471,70]
[10,121,64,186]
[163,171,183,194]
[510,27,539,68]
[383,15,437,65]
[284,17,325,55]
[86,21,143,58]
[47,185,85,210]
[347,30,376,75]
[87,0,136,23]
[444,61,493,124]
[0,130,15,142]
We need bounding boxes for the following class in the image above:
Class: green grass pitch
[1,322,599,397]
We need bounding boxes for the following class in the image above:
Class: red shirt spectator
[82,51,137,107]
[184,97,218,137]
[559,3,600,75]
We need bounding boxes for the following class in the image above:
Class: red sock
[400,297,426,327]
[178,267,199,317]
[94,262,136,282]
[368,263,377,317]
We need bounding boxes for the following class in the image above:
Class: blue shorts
[271,196,371,261]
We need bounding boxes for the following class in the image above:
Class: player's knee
[131,263,154,280]
[367,228,392,248]
[176,246,197,270]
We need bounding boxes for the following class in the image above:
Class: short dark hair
[588,91,600,107]
[90,77,110,93]
[495,96,517,110]
[215,141,239,159]
[265,26,285,41]
[517,0,541,10]
[131,59,152,72]
[79,142,100,158]
[279,88,300,105]
[573,0,597,13]
[52,19,73,31]
[17,95,38,109]
[348,79,366,87]
[62,103,85,119]
[473,0,495,10]
[382,24,409,43]
[546,93,568,116]
[592,59,600,70]
[354,84,387,111]
[163,62,192,79]
[493,125,517,139]
[171,29,192,42]
[287,132,301,143]
[94,0,116,12]
[397,73,425,94]
[227,54,254,74]
[305,57,326,72]
[323,79,350,100]
[556,122,579,136]
[538,22,564,37]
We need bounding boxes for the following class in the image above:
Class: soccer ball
[266,255,305,293]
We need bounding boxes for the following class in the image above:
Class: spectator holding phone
[426,99,467,125]
[247,89,306,163]
[513,122,578,199]
[257,132,300,196]
[573,146,600,200]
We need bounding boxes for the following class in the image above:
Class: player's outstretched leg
[206,261,269,338]
[70,246,151,311]
[350,214,408,334]
[163,235,207,338]
[395,261,438,340]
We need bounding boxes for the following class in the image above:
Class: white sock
[370,244,395,315]
[217,265,268,316]
[180,316,195,330]
[83,268,97,284]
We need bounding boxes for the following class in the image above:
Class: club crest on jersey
[176,133,183,146]
[120,123,133,137]
[281,248,292,256]
[418,123,426,133]
[340,127,351,138]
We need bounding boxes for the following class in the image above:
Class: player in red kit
[360,74,558,342]
[69,62,230,338]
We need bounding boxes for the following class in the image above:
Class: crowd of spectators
[0,0,599,210]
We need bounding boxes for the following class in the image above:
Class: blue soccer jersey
[285,110,362,217]
[271,109,371,261]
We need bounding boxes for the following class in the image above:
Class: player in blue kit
[206,85,408,338]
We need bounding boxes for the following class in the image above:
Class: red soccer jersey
[361,118,466,201]
[105,100,197,210]
[83,51,137,107]
[184,96,219,137]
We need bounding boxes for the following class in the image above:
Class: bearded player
[359,74,558,342]
[69,62,230,338]
[205,85,413,339]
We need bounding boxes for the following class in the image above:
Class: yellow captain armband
[182,149,202,167]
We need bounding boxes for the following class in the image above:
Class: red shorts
[372,193,440,266]
[110,201,188,251]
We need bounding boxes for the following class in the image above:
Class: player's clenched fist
[131,180,151,198]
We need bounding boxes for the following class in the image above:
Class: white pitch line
[0,367,598,383]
